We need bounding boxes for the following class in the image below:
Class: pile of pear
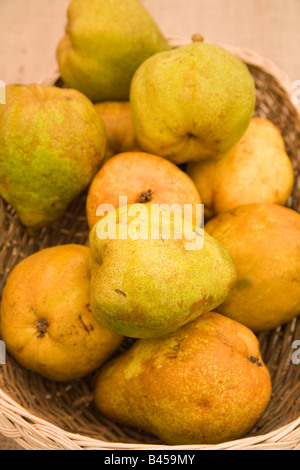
[0,0,299,446]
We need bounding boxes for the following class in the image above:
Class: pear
[94,312,272,445]
[0,245,123,382]
[89,204,237,338]
[94,101,141,162]
[86,151,202,229]
[187,117,294,219]
[130,40,256,164]
[57,0,170,102]
[0,84,106,232]
[205,203,300,332]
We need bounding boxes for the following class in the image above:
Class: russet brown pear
[94,312,272,445]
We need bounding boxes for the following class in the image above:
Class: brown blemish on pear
[189,296,214,316]
[137,189,153,203]
[36,318,49,338]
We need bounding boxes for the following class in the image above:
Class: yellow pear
[187,117,294,219]
[205,203,300,331]
[94,101,141,162]
[0,245,123,382]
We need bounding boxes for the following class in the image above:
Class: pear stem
[192,33,204,43]
[137,189,153,203]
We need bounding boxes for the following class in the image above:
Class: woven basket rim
[1,388,300,450]
[1,36,300,450]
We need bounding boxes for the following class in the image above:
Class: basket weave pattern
[0,38,300,450]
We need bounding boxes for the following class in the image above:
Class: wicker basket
[1,36,300,451]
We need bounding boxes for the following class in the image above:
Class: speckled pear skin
[130,41,256,164]
[57,0,171,102]
[94,312,272,445]
[0,84,107,232]
[89,204,237,338]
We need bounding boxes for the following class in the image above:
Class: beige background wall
[0,0,299,86]
[0,0,299,450]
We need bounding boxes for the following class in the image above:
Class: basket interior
[0,62,300,447]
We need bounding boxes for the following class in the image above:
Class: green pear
[89,204,237,338]
[94,311,272,445]
[57,0,170,102]
[0,84,107,232]
[130,40,256,164]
